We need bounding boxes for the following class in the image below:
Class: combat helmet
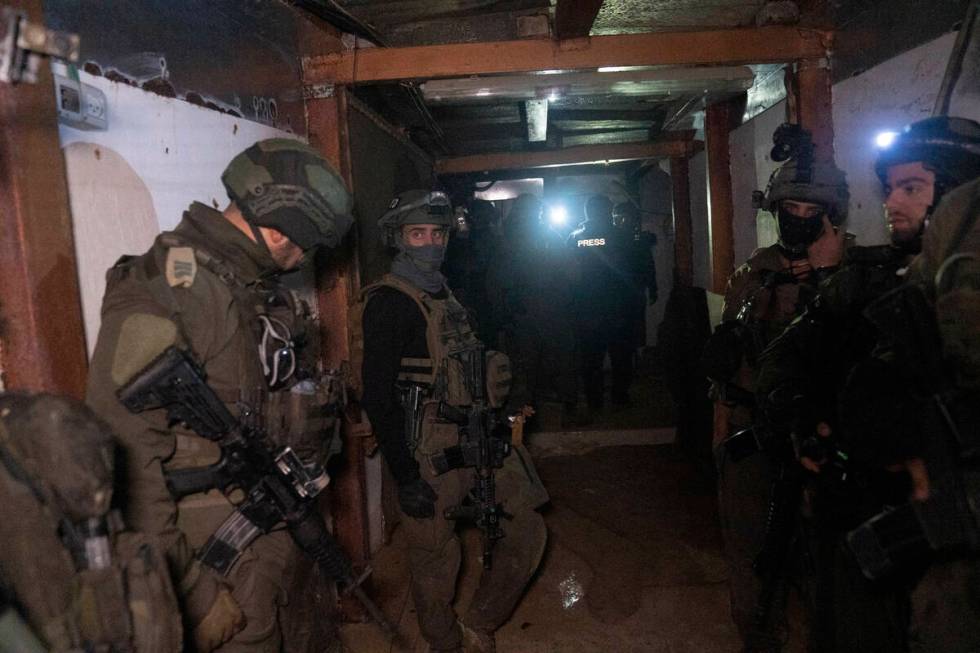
[378,189,453,247]
[612,201,641,229]
[222,138,354,250]
[874,117,980,203]
[763,157,850,225]
[466,198,496,231]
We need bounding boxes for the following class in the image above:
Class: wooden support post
[670,156,694,287]
[795,59,835,163]
[306,86,372,613]
[0,0,88,397]
[554,0,605,40]
[705,101,737,294]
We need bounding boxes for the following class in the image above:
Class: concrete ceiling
[592,0,773,35]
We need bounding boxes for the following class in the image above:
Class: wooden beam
[436,139,692,175]
[0,0,88,397]
[670,156,694,287]
[705,100,738,294]
[794,59,835,163]
[555,0,605,39]
[304,26,832,85]
[306,85,373,622]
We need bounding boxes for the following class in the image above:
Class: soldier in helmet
[777,118,980,652]
[445,198,501,347]
[612,200,658,353]
[488,193,582,427]
[752,117,980,651]
[0,393,183,652]
[86,139,355,652]
[360,189,548,653]
[701,126,849,652]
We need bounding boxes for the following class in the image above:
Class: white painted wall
[55,65,299,354]
[832,31,958,246]
[729,99,787,262]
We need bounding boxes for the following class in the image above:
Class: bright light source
[548,93,559,102]
[548,205,568,226]
[875,131,899,148]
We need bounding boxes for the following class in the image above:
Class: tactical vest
[358,274,480,407]
[105,233,343,548]
[142,234,342,465]
[0,424,182,653]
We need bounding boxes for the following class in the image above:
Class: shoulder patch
[165,246,197,288]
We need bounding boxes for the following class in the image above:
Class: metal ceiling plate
[421,65,755,103]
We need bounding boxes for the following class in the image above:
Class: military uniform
[360,273,548,652]
[889,178,980,653]
[755,245,916,653]
[87,203,340,652]
[705,244,820,652]
[487,236,578,413]
[0,393,182,652]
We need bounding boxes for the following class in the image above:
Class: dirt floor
[340,443,745,652]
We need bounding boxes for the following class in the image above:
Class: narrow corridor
[342,440,745,652]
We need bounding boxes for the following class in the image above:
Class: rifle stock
[117,346,395,636]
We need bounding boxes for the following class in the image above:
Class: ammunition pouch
[74,532,183,653]
[264,373,344,466]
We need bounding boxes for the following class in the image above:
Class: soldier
[613,200,658,352]
[0,392,182,652]
[86,139,355,652]
[701,135,849,652]
[838,132,980,653]
[755,117,980,652]
[569,194,637,410]
[445,198,501,348]
[360,189,548,653]
[488,193,581,427]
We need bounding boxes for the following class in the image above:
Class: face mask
[404,243,446,271]
[777,207,825,255]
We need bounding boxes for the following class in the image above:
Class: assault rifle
[429,344,511,569]
[117,346,394,635]
[847,282,980,579]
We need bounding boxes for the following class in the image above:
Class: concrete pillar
[306,86,372,618]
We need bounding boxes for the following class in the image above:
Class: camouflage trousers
[402,415,549,651]
[716,444,790,652]
[179,500,336,653]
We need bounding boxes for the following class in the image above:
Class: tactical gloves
[398,477,438,519]
[192,587,245,653]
